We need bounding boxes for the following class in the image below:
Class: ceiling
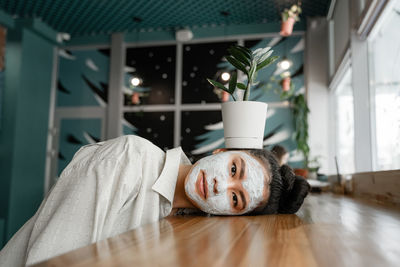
[0,0,331,37]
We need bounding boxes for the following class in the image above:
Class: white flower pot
[221,101,268,149]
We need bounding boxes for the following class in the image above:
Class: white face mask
[184,151,266,215]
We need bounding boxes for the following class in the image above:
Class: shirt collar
[152,147,191,205]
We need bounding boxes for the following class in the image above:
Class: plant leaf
[248,60,257,80]
[253,46,271,59]
[282,12,289,21]
[207,78,229,92]
[237,83,246,90]
[252,47,263,56]
[257,50,273,64]
[226,55,248,74]
[234,46,252,59]
[228,71,237,93]
[228,47,250,66]
[256,56,279,71]
[252,74,259,85]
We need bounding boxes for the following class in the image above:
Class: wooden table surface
[32,193,400,267]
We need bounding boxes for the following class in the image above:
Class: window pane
[335,68,355,174]
[123,112,174,150]
[368,1,400,170]
[180,110,223,161]
[182,41,236,104]
[125,45,176,105]
[244,37,305,103]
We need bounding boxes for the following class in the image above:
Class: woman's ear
[212,148,227,155]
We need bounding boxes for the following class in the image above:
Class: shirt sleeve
[24,145,142,265]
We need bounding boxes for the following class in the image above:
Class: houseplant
[276,82,310,173]
[207,45,278,148]
[291,92,310,175]
[280,4,302,36]
[281,71,291,92]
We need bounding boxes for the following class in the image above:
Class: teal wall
[0,218,4,247]
[0,22,54,246]
[0,27,22,246]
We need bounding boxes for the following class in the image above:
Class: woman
[0,135,309,266]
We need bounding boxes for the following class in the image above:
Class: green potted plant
[291,93,310,176]
[207,45,278,148]
[307,156,321,179]
[277,83,310,170]
[281,71,291,92]
[280,4,302,36]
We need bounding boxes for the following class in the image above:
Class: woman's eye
[231,163,236,176]
[232,192,238,207]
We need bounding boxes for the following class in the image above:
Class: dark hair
[247,149,310,214]
[271,145,288,161]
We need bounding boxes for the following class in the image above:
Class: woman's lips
[196,170,208,200]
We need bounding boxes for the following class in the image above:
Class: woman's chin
[183,188,202,210]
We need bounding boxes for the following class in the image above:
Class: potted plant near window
[280,4,302,37]
[207,45,278,148]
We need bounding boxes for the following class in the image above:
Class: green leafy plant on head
[281,4,302,22]
[207,45,278,101]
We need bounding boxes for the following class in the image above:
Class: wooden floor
[32,193,400,267]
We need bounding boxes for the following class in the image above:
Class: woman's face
[184,151,270,215]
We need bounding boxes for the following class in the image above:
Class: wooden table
[32,193,400,267]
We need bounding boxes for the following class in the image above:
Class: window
[50,35,306,190]
[125,45,176,105]
[368,1,400,171]
[334,68,355,174]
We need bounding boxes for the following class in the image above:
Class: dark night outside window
[124,111,174,150]
[182,41,237,104]
[181,110,222,161]
[125,45,176,105]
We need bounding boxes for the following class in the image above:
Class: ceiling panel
[0,0,331,37]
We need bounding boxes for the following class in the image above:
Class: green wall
[0,22,54,246]
[0,219,4,246]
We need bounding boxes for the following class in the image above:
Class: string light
[278,59,292,70]
[130,77,141,86]
[221,72,230,81]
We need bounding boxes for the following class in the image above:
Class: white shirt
[0,135,191,266]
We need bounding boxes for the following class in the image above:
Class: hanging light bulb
[278,58,292,70]
[221,72,230,81]
[130,77,141,86]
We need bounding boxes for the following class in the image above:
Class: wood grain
[31,193,400,267]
